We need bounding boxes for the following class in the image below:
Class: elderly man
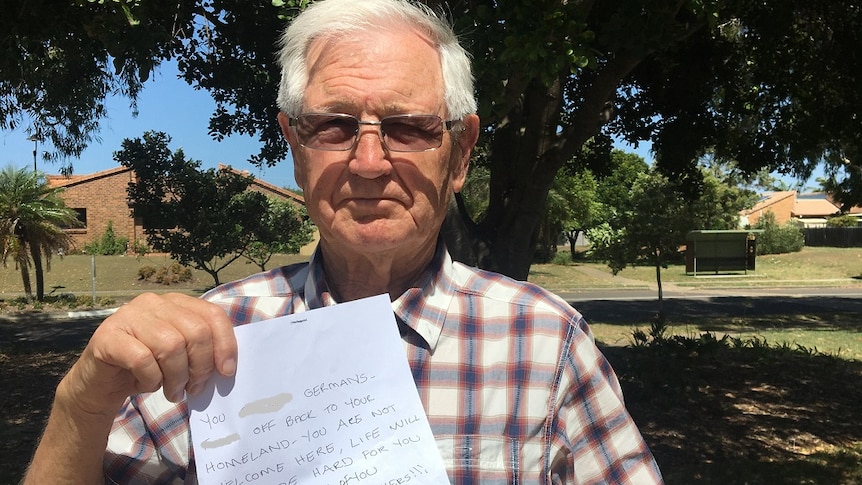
[23,0,663,483]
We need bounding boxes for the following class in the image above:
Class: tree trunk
[205,269,221,288]
[655,257,665,322]
[567,229,582,260]
[461,51,645,280]
[17,255,33,301]
[441,194,488,267]
[30,242,45,301]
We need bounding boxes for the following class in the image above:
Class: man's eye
[386,122,427,139]
[320,118,354,130]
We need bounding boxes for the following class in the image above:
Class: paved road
[2,285,861,348]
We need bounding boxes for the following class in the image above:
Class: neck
[320,241,437,302]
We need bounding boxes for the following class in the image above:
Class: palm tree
[0,166,81,301]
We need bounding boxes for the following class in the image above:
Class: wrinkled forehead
[302,28,445,114]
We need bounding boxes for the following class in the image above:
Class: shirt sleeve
[104,392,193,485]
[550,316,664,484]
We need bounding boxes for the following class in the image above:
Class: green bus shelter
[685,230,760,275]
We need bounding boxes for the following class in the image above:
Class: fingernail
[169,387,185,403]
[222,357,237,376]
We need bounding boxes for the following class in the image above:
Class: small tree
[542,167,602,262]
[242,197,314,272]
[588,163,755,320]
[84,221,129,255]
[0,166,81,301]
[589,171,696,320]
[120,131,269,287]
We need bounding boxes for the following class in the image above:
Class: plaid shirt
[105,243,663,484]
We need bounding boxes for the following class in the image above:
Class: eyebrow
[305,99,436,117]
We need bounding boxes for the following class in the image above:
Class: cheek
[302,162,348,218]
[293,154,310,193]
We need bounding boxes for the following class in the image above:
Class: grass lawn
[2,246,862,483]
[529,246,862,289]
[0,252,310,306]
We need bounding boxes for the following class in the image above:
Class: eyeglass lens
[293,114,447,152]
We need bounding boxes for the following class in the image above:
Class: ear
[451,114,479,193]
[278,112,308,192]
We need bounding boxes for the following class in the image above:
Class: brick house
[739,190,797,226]
[740,190,843,228]
[47,165,314,254]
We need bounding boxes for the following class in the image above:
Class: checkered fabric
[104,242,663,484]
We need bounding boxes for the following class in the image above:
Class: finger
[162,294,237,381]
[92,330,163,394]
[138,322,191,403]
[170,305,217,397]
[201,301,238,378]
[68,326,164,415]
[138,294,236,399]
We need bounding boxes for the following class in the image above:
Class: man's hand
[61,292,238,416]
[22,292,238,485]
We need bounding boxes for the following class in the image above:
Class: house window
[61,208,87,229]
[141,212,175,230]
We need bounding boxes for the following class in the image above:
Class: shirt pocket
[435,434,525,485]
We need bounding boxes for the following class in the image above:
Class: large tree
[6,0,862,279]
[0,166,80,301]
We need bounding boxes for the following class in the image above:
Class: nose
[349,125,391,179]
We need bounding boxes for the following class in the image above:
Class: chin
[342,221,422,251]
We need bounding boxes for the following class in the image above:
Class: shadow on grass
[603,339,862,485]
[0,347,81,483]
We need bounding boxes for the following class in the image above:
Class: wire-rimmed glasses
[289,113,461,152]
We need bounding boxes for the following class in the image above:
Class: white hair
[275,0,476,119]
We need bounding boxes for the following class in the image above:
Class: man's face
[280,28,478,260]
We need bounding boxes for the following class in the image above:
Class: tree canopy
[118,131,271,286]
[5,0,862,279]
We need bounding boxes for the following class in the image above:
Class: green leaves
[0,165,80,300]
[118,130,311,285]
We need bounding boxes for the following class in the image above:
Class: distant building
[740,190,797,226]
[740,191,846,228]
[47,165,316,255]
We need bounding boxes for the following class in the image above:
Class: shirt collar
[304,247,339,309]
[303,239,456,350]
[390,240,456,351]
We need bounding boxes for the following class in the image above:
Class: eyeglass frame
[288,112,463,152]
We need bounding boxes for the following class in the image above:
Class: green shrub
[753,212,804,255]
[170,263,192,282]
[68,295,116,308]
[551,251,575,266]
[84,221,129,255]
[131,239,150,257]
[827,214,859,227]
[139,263,194,285]
[154,266,170,284]
[137,265,157,280]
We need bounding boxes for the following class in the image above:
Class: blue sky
[0,61,299,190]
